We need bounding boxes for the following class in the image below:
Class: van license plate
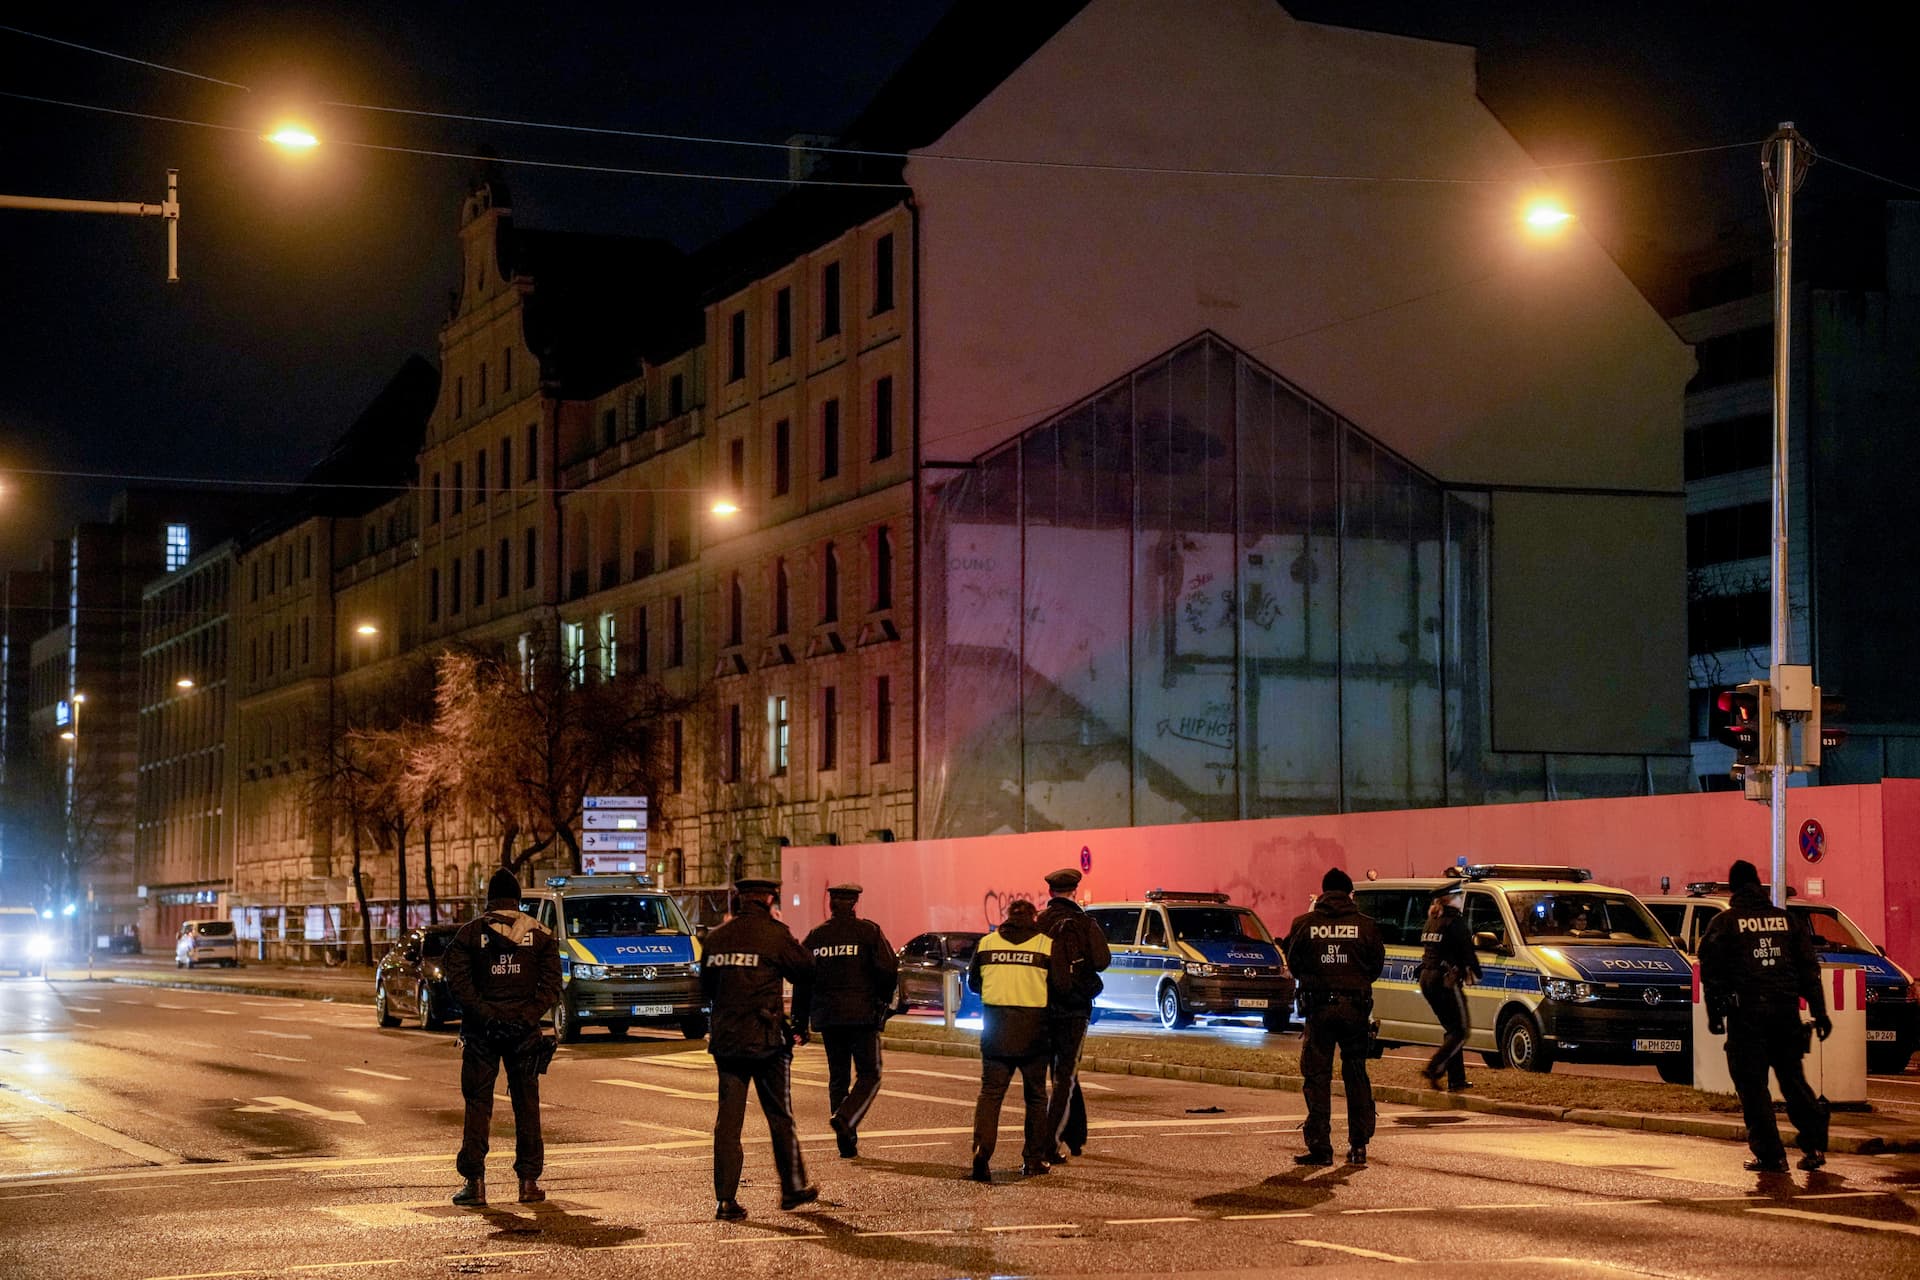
[1235,998,1269,1009]
[631,1004,672,1017]
[1633,1038,1682,1054]
[1866,1029,1896,1042]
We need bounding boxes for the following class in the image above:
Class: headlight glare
[1545,979,1596,1003]
[575,964,608,980]
[28,934,53,958]
[1184,962,1218,977]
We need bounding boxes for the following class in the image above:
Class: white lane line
[1750,1207,1920,1237]
[586,1242,688,1252]
[245,1031,311,1040]
[1107,1216,1200,1224]
[209,1177,291,1185]
[1795,1191,1893,1200]
[344,1068,410,1081]
[0,1191,64,1200]
[1690,1194,1766,1201]
[1294,1239,1414,1263]
[1225,1211,1313,1220]
[143,1270,265,1280]
[67,1006,101,1013]
[618,1120,709,1138]
[1457,1202,1566,1210]
[286,1261,403,1273]
[249,1051,307,1063]
[195,1010,237,1016]
[596,1078,717,1101]
[855,1229,954,1238]
[713,1235,827,1246]
[440,1252,545,1261]
[1342,1206,1434,1214]
[241,1000,300,1007]
[872,1141,951,1149]
[114,999,146,1005]
[984,1222,1079,1232]
[68,1021,98,1029]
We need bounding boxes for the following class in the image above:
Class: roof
[504,227,699,395]
[291,355,440,520]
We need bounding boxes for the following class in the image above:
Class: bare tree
[421,635,693,876]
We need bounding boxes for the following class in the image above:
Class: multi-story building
[1671,198,1920,787]
[0,569,56,901]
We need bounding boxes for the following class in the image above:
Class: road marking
[794,1077,978,1109]
[233,1096,365,1125]
[441,1252,545,1261]
[0,1086,182,1165]
[1690,1194,1765,1201]
[585,1242,688,1252]
[714,1235,827,1245]
[344,1068,410,1081]
[1795,1191,1891,1200]
[1457,1202,1564,1210]
[1749,1206,1920,1237]
[596,1078,718,1101]
[1224,1212,1313,1220]
[241,1001,300,1007]
[855,1229,954,1237]
[208,1177,290,1185]
[68,1021,97,1028]
[0,1191,64,1199]
[245,1031,311,1040]
[144,1270,265,1279]
[985,1222,1079,1232]
[194,1009,237,1016]
[618,1120,709,1138]
[66,1006,101,1013]
[286,1262,401,1273]
[1294,1239,1413,1263]
[1107,1216,1200,1224]
[873,1141,951,1149]
[1342,1206,1434,1214]
[249,1052,306,1063]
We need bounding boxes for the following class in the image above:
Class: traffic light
[1805,688,1847,767]
[1712,680,1774,768]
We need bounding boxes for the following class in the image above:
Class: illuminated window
[563,620,586,686]
[768,695,789,775]
[598,611,618,679]
[165,523,190,572]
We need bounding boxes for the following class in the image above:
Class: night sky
[2,1,1913,572]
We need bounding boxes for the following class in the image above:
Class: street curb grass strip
[877,1033,1919,1155]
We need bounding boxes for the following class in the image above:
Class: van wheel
[1480,1051,1506,1069]
[606,1021,630,1037]
[1157,984,1194,1030]
[554,999,580,1043]
[1869,1046,1913,1075]
[1498,1011,1553,1073]
[1655,1056,1692,1085]
[681,1014,709,1040]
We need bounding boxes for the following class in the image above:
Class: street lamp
[175,677,195,690]
[1521,196,1575,235]
[355,622,379,636]
[265,126,320,151]
[710,500,741,517]
[0,171,181,282]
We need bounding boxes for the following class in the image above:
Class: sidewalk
[48,959,1920,1156]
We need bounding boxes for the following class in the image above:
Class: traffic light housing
[1713,681,1774,768]
[1805,688,1847,767]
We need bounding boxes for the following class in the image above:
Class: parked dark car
[375,924,464,1030]
[895,931,984,1016]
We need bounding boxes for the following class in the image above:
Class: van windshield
[563,895,686,938]
[1167,907,1272,944]
[1508,892,1667,946]
[195,922,235,937]
[0,914,38,936]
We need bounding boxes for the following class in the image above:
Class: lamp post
[59,692,85,960]
[0,172,180,282]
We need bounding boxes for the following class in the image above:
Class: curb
[878,1033,1919,1155]
[95,975,375,1006]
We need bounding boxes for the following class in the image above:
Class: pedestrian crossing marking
[596,1078,718,1101]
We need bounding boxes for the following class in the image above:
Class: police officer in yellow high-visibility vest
[966,898,1062,1181]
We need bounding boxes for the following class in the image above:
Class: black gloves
[1813,1013,1833,1041]
[1708,1014,1725,1037]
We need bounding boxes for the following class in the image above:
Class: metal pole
[1765,124,1808,910]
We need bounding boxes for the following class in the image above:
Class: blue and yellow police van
[522,874,707,1041]
[1352,865,1694,1082]
[1082,889,1297,1032]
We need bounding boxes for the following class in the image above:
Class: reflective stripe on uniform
[977,933,1053,1008]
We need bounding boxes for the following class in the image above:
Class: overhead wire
[0,23,251,90]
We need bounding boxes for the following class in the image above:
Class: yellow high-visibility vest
[976,930,1053,1008]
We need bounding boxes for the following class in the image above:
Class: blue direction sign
[583,810,648,830]
[584,796,648,810]
[583,831,649,852]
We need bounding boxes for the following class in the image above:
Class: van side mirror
[1472,931,1508,954]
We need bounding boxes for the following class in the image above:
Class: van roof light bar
[1144,889,1230,903]
[1457,864,1592,883]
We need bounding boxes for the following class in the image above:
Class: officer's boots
[517,1177,545,1203]
[970,1149,992,1183]
[831,1115,858,1158]
[716,1199,748,1221]
[1346,1146,1367,1166]
[452,1177,485,1206]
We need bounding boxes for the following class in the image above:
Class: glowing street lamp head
[355,622,379,637]
[1523,198,1575,234]
[71,692,86,704]
[266,126,320,151]
[59,731,74,741]
[175,677,195,690]
[710,500,741,517]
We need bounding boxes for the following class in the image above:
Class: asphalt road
[4,975,1920,1278]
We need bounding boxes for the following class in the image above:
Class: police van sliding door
[1463,892,1511,1051]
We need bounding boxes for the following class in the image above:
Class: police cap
[1044,867,1083,892]
[828,882,864,898]
[734,877,780,896]
[1430,883,1463,901]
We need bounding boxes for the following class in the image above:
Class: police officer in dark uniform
[801,882,898,1158]
[1418,881,1480,1091]
[1698,858,1832,1173]
[702,876,818,1219]
[1036,865,1109,1163]
[442,867,563,1207]
[1282,867,1385,1167]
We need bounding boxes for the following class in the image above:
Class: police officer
[1282,867,1385,1167]
[1036,865,1109,1163]
[1418,882,1479,1091]
[702,876,818,1219]
[801,882,899,1158]
[442,867,563,1207]
[967,898,1058,1182]
[1698,858,1832,1173]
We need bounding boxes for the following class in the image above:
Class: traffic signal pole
[1764,125,1811,910]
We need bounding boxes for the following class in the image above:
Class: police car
[1083,890,1297,1032]
[1646,883,1918,1074]
[1352,865,1694,1082]
[522,875,707,1041]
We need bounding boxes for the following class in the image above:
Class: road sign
[581,852,648,875]
[584,795,648,811]
[1799,818,1826,864]
[583,810,648,831]
[1080,845,1092,874]
[583,830,649,852]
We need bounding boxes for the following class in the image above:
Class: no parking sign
[1799,818,1826,864]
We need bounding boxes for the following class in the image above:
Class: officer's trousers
[713,1053,809,1200]
[1419,975,1470,1088]
[1300,997,1375,1155]
[1725,1008,1829,1162]
[457,1039,543,1180]
[1045,1014,1090,1153]
[822,1027,883,1133]
[972,1054,1049,1166]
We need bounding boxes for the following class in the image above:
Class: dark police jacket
[1418,905,1481,987]
[1698,885,1827,1019]
[1037,896,1111,1016]
[701,899,813,1058]
[443,904,564,1034]
[967,918,1060,1060]
[1283,892,1385,998]
[801,906,899,1030]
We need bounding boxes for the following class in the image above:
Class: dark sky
[2,1,1913,571]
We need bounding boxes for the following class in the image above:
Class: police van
[1351,865,1694,1081]
[1082,890,1297,1032]
[522,874,707,1041]
[1645,883,1918,1074]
